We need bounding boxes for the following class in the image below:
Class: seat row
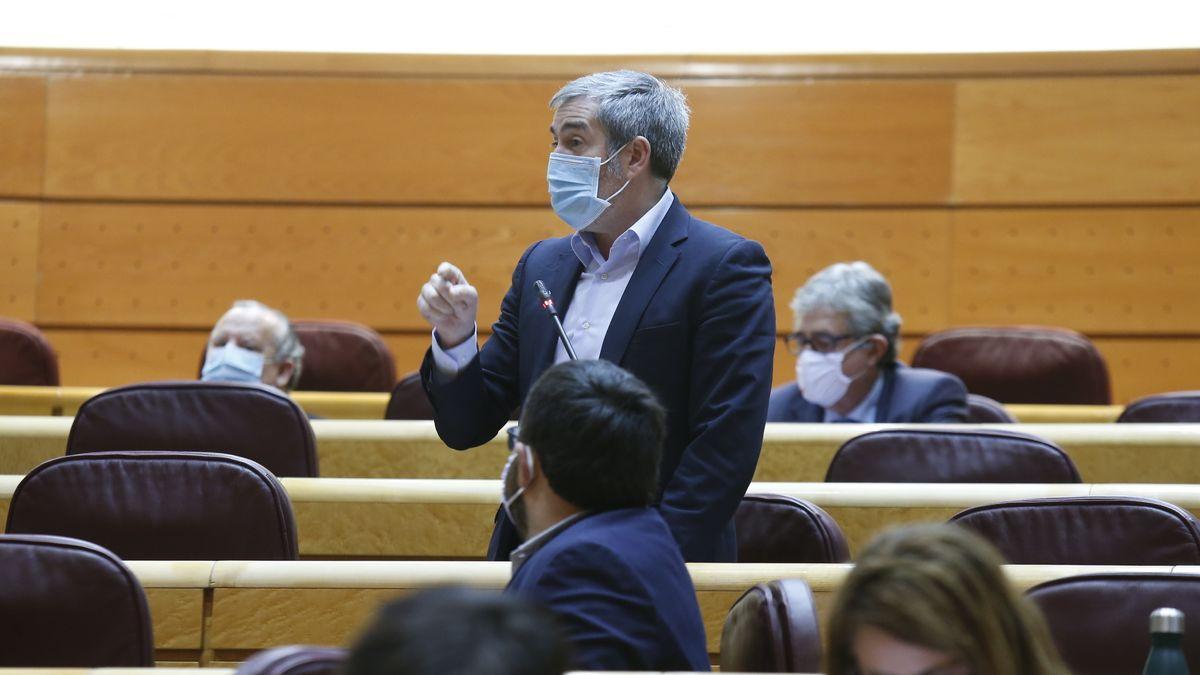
[6,315,1200,415]
[3,532,1199,673]
[7,450,1200,566]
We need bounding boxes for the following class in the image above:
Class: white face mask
[501,447,533,537]
[546,142,631,231]
[796,339,868,409]
[201,341,265,385]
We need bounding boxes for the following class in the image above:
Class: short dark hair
[518,360,666,511]
[347,587,570,675]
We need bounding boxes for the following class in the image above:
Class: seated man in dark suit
[768,261,967,423]
[503,359,710,672]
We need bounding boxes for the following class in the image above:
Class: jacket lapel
[599,197,689,364]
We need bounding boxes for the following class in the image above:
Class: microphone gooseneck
[533,279,578,361]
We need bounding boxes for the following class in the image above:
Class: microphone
[534,280,579,361]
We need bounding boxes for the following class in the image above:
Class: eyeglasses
[784,332,860,356]
[507,426,520,451]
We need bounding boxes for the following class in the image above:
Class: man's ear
[864,335,889,366]
[274,360,296,389]
[625,136,652,178]
[519,445,538,486]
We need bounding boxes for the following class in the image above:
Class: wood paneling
[949,208,1200,332]
[1093,338,1200,404]
[0,76,44,197]
[40,328,432,387]
[36,203,562,329]
[36,203,952,332]
[43,76,954,206]
[674,81,954,205]
[44,75,558,203]
[0,201,38,319]
[954,76,1200,204]
[697,208,952,331]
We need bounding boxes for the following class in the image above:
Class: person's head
[347,587,570,675]
[202,299,304,391]
[785,262,900,410]
[547,70,690,234]
[826,524,1068,675]
[503,359,666,537]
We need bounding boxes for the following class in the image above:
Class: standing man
[417,70,775,562]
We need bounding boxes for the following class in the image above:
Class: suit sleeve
[528,544,662,671]
[419,244,534,449]
[917,374,969,423]
[660,239,776,560]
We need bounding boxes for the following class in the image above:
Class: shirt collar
[570,188,674,269]
[510,511,590,574]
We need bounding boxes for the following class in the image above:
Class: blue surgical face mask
[201,341,265,385]
[547,143,631,231]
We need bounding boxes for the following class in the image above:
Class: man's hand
[418,262,479,349]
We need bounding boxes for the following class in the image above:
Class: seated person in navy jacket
[768,262,967,423]
[503,359,710,672]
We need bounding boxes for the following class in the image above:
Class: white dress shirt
[432,189,675,375]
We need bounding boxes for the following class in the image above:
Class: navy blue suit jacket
[505,508,710,671]
[767,363,968,423]
[421,196,775,562]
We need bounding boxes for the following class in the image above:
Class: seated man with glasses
[768,261,967,423]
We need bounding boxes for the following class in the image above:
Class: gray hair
[228,299,305,384]
[550,70,690,182]
[791,262,902,363]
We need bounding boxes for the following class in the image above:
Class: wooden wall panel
[43,75,954,206]
[674,80,954,205]
[36,202,953,332]
[1093,338,1200,404]
[949,208,1200,332]
[695,208,952,332]
[36,203,563,329]
[0,202,38,320]
[0,76,44,197]
[954,76,1200,204]
[42,328,432,387]
[44,75,559,203]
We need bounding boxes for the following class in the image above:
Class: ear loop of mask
[598,141,632,202]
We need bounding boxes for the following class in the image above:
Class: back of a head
[346,587,569,675]
[519,359,666,511]
[825,524,1067,675]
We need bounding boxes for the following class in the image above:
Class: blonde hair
[826,524,1069,675]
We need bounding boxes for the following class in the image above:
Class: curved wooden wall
[1,49,1198,401]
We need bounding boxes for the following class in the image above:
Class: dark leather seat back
[1118,391,1200,423]
[720,579,821,673]
[67,380,318,477]
[912,326,1111,404]
[966,393,1016,423]
[236,645,346,675]
[0,534,153,666]
[294,321,396,392]
[950,496,1200,565]
[384,371,434,420]
[826,428,1080,483]
[7,452,298,560]
[1028,573,1200,675]
[0,318,59,386]
[735,494,850,563]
